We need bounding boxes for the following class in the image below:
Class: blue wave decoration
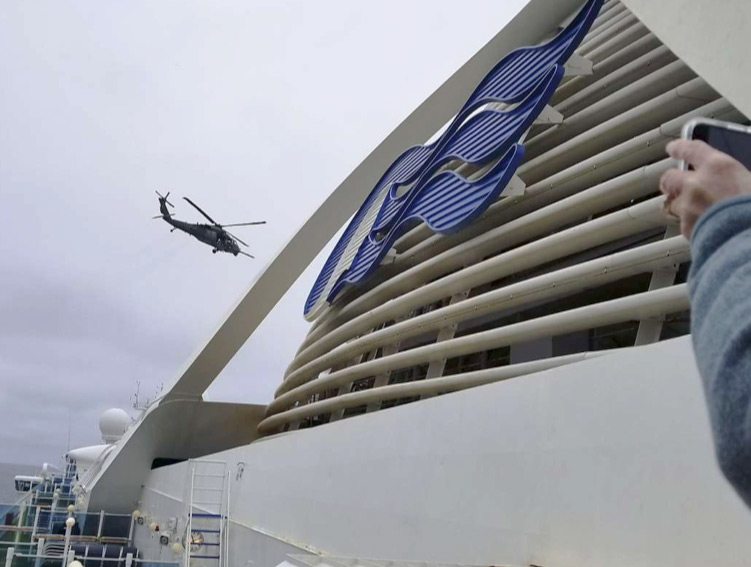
[371,65,564,239]
[330,144,525,292]
[327,67,563,301]
[303,0,603,318]
[303,143,433,317]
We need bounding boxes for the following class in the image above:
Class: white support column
[51,490,59,515]
[30,506,40,540]
[97,510,105,539]
[421,289,472,398]
[5,547,13,567]
[14,503,26,544]
[62,519,74,567]
[34,539,44,567]
[635,224,681,345]
[329,344,380,423]
[125,553,133,567]
[365,329,407,413]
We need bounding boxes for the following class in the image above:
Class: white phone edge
[680,117,751,170]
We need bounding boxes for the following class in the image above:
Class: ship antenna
[66,409,72,453]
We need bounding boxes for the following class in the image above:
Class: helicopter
[154,191,265,258]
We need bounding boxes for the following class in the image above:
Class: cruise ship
[4,1,751,566]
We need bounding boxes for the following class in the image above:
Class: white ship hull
[127,338,751,566]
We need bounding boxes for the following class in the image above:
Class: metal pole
[5,547,14,567]
[62,521,73,565]
[34,538,44,567]
[66,549,74,567]
[51,491,59,513]
[97,511,105,539]
[14,502,26,544]
[128,516,135,546]
[31,506,40,539]
[186,465,195,567]
[224,470,230,567]
[125,553,133,567]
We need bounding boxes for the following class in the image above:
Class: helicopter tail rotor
[155,190,175,208]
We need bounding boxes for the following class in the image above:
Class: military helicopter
[154,191,265,258]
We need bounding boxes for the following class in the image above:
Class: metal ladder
[185,460,230,567]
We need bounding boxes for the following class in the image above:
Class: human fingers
[667,193,696,239]
[666,139,716,169]
[659,168,694,197]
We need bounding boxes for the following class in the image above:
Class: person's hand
[659,139,751,239]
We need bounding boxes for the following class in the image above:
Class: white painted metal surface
[138,338,751,566]
[621,0,751,120]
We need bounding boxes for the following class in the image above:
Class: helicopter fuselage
[163,216,240,255]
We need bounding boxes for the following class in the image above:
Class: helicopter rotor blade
[219,221,267,228]
[238,251,255,259]
[224,230,248,247]
[183,197,219,225]
[155,190,174,208]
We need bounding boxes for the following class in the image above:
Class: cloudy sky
[0,0,526,465]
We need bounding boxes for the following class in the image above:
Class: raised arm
[661,139,751,508]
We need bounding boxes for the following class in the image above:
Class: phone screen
[692,124,751,169]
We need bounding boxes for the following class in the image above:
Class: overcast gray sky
[0,0,526,465]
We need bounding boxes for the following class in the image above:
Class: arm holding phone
[660,124,751,509]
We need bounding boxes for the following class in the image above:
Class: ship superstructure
[4,1,751,566]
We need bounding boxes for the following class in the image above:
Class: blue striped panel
[364,0,603,239]
[327,66,562,301]
[303,0,603,317]
[329,146,523,292]
[404,144,525,234]
[303,144,433,315]
[369,65,563,242]
[469,0,601,105]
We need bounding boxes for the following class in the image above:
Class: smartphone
[681,118,751,170]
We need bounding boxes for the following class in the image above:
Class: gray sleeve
[689,194,751,509]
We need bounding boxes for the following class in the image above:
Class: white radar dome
[99,408,130,443]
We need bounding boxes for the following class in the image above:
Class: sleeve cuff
[691,194,751,243]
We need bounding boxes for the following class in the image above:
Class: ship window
[444,346,510,376]
[659,310,690,341]
[589,320,640,350]
[378,363,429,409]
[388,364,428,385]
[151,458,186,470]
[351,377,375,391]
[674,261,691,285]
[299,413,331,429]
[342,405,368,418]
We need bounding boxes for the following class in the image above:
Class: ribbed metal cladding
[259,0,748,436]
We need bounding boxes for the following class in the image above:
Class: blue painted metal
[330,143,525,298]
[304,144,433,316]
[303,0,603,317]
[467,0,601,106]
[327,66,562,300]
[371,65,564,238]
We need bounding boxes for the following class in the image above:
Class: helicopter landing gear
[212,249,217,254]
